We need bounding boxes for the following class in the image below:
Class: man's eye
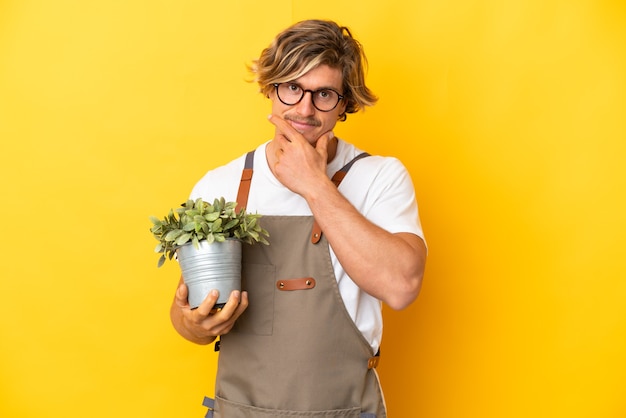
[318,90,331,99]
[287,84,301,93]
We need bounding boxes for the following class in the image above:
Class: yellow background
[1,1,625,417]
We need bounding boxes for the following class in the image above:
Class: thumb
[175,280,189,304]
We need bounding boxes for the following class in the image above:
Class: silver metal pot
[176,239,242,309]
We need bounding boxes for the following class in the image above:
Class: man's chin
[305,136,320,147]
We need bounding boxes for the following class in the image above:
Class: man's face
[269,64,347,145]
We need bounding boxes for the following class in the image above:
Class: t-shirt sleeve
[341,156,425,241]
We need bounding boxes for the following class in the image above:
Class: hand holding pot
[171,277,249,345]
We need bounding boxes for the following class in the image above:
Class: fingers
[174,279,190,308]
[268,114,309,147]
[211,291,249,335]
[268,114,298,143]
[172,277,249,340]
[185,289,247,334]
[233,291,249,320]
[220,290,247,318]
[195,289,220,316]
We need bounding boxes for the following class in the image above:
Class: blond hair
[250,20,378,121]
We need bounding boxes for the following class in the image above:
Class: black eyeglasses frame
[272,83,345,112]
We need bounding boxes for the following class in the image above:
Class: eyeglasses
[273,83,344,112]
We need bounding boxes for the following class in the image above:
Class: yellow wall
[1,1,625,417]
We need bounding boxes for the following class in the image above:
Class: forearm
[265,115,425,308]
[305,180,426,310]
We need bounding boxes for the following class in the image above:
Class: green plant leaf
[185,209,199,218]
[224,219,239,230]
[175,233,192,246]
[205,212,220,222]
[182,222,195,232]
[164,229,183,241]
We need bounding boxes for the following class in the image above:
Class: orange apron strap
[235,151,255,213]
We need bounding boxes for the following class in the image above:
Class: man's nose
[294,91,316,115]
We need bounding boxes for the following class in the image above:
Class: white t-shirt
[190,139,424,352]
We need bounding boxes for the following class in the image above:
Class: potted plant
[150,197,269,309]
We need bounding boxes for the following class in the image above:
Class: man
[170,19,427,417]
